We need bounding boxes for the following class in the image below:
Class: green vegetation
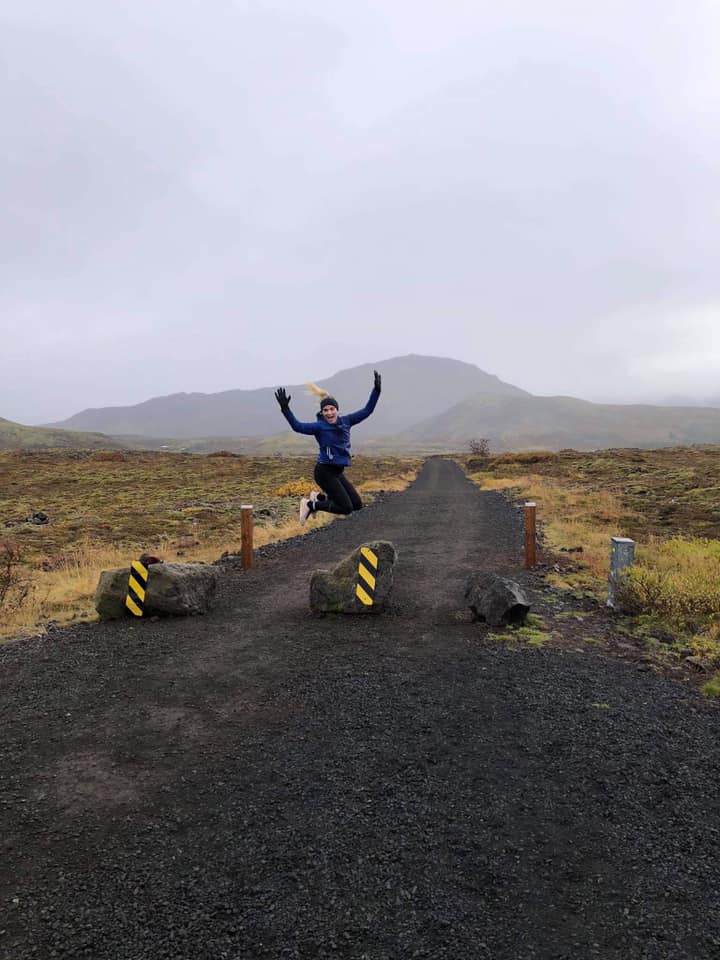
[488,613,552,647]
[701,674,720,699]
[618,540,720,631]
[468,445,720,540]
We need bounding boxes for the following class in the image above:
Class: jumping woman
[274,370,382,524]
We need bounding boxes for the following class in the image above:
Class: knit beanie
[320,396,339,411]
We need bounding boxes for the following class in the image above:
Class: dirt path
[2,458,719,959]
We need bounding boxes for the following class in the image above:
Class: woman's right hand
[274,387,291,410]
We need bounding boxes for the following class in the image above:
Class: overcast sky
[2,0,719,424]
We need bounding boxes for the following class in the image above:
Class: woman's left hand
[373,370,382,393]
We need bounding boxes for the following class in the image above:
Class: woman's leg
[313,463,358,515]
[337,472,363,512]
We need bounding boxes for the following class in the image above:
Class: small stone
[464,573,530,626]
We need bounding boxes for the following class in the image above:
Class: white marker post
[607,537,635,608]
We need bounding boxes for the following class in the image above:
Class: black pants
[313,462,363,516]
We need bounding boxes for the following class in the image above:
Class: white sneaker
[299,497,312,525]
[309,490,320,504]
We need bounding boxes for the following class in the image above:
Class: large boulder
[310,541,397,614]
[94,562,219,620]
[465,573,530,626]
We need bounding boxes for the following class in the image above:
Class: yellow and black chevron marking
[356,546,378,606]
[125,559,149,617]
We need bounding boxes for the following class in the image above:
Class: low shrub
[0,540,33,613]
[274,479,314,497]
[688,624,720,666]
[493,451,558,465]
[618,539,720,631]
[701,673,720,699]
[91,450,128,462]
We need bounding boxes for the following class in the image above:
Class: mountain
[0,418,127,451]
[21,355,720,454]
[395,393,720,451]
[640,392,720,409]
[47,355,529,439]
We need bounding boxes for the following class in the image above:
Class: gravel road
[2,458,719,959]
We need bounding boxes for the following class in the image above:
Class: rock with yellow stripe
[309,541,397,614]
[94,561,219,621]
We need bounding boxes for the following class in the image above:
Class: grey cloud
[2,1,719,422]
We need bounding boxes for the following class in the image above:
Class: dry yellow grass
[357,470,417,493]
[3,541,132,636]
[471,471,635,590]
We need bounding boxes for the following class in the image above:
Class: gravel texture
[2,458,720,959]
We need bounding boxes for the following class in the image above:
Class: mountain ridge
[45,355,529,439]
[396,392,720,451]
[6,354,720,453]
[0,418,127,452]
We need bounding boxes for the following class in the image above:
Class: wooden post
[241,505,254,569]
[524,501,537,569]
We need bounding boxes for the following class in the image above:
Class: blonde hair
[306,382,330,400]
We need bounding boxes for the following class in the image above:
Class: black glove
[373,370,382,393]
[274,387,291,411]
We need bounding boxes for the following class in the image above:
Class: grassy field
[467,445,720,537]
[461,445,720,692]
[0,450,420,639]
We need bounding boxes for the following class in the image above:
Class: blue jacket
[281,387,380,466]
